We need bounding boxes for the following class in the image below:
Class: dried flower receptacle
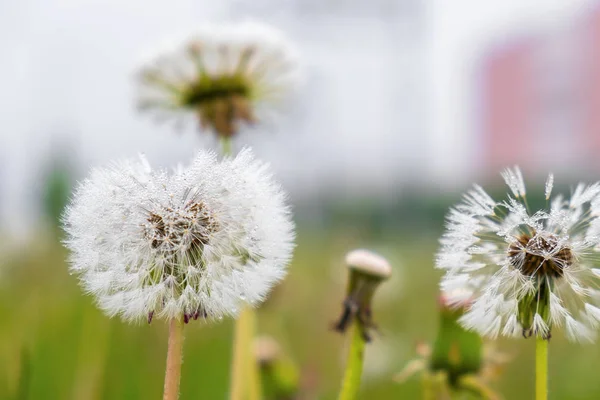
[335,250,391,400]
[334,250,392,341]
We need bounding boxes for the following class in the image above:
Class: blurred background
[2,0,600,398]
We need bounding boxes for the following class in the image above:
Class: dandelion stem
[229,306,262,400]
[535,337,548,400]
[163,318,185,400]
[246,309,262,400]
[421,372,434,400]
[221,133,263,400]
[460,374,499,400]
[221,137,232,156]
[337,321,366,400]
[220,132,263,400]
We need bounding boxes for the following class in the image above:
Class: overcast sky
[0,0,595,233]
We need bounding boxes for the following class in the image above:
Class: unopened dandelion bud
[254,336,281,366]
[431,292,483,386]
[397,292,505,400]
[333,249,391,341]
[253,336,300,400]
[438,288,472,314]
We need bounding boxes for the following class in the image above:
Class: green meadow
[3,226,600,399]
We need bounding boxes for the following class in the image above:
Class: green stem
[536,338,548,400]
[221,137,232,157]
[222,132,261,400]
[337,321,366,400]
[421,372,434,400]
[220,133,262,400]
[163,318,185,400]
[460,374,499,400]
[246,309,262,400]
[230,306,261,400]
[16,348,31,400]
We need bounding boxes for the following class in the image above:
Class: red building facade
[479,4,600,173]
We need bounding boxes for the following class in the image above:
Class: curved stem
[163,318,185,400]
[460,374,499,400]
[535,338,548,400]
[337,321,366,400]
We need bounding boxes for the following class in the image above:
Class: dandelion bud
[333,249,391,342]
[430,292,483,385]
[254,336,281,366]
[396,292,506,400]
[253,336,300,400]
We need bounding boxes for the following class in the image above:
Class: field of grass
[2,228,600,399]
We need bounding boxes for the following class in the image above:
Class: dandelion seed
[501,166,526,199]
[63,148,295,323]
[436,168,600,342]
[545,174,554,200]
[135,21,301,139]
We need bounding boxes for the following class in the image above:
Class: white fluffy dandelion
[135,20,301,138]
[437,166,600,342]
[63,148,295,324]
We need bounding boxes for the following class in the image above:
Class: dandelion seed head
[63,148,295,323]
[135,20,301,138]
[436,167,600,342]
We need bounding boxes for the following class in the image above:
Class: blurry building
[478,3,600,175]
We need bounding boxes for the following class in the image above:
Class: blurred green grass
[3,229,600,399]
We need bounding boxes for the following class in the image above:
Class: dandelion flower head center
[180,45,256,137]
[145,201,217,252]
[180,44,253,105]
[142,201,220,319]
[508,232,573,279]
